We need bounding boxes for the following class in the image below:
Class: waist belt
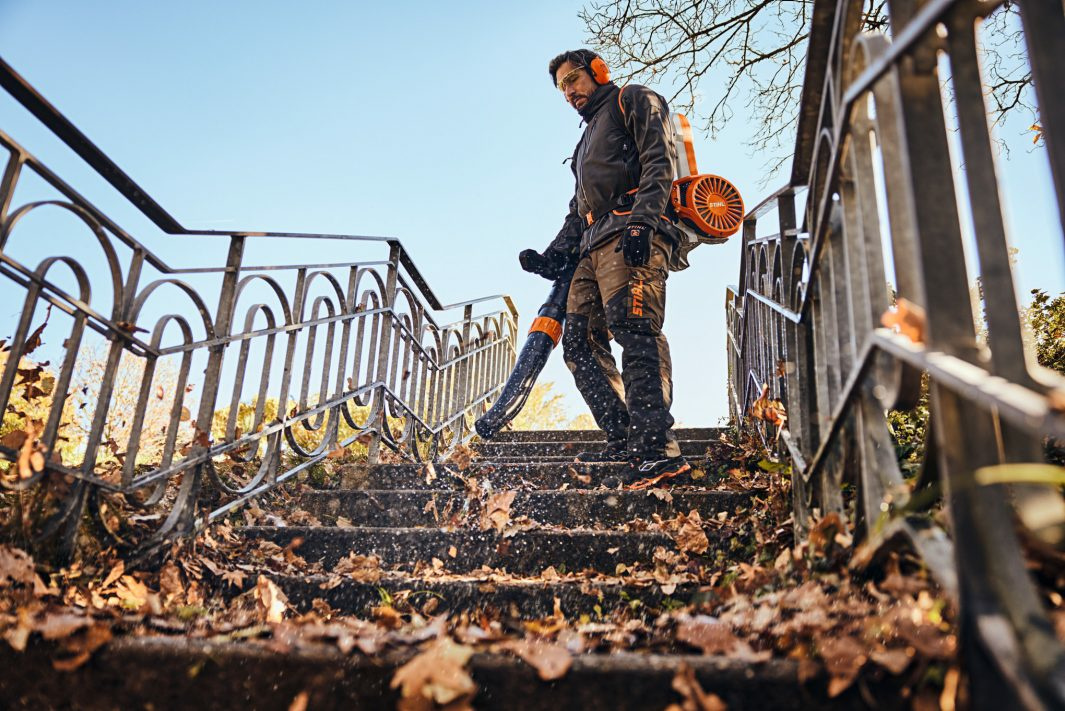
[584,189,638,226]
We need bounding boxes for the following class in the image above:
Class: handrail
[728,0,1065,705]
[0,57,517,323]
[0,58,519,561]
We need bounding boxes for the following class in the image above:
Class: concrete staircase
[2,428,880,710]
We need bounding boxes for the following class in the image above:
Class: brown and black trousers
[562,233,681,458]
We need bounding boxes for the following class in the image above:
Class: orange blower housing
[670,174,744,240]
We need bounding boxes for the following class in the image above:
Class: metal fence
[727,0,1065,706]
[0,59,518,559]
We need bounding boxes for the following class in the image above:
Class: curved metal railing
[727,0,1065,707]
[0,58,518,559]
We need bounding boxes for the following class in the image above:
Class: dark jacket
[549,82,682,257]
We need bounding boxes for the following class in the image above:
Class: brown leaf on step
[497,639,572,680]
[0,545,38,587]
[675,614,738,655]
[214,569,244,591]
[326,446,346,459]
[422,463,437,485]
[254,575,288,624]
[51,623,112,671]
[448,545,458,559]
[648,488,674,503]
[808,512,846,557]
[372,605,404,629]
[334,553,382,583]
[672,510,710,555]
[158,562,185,604]
[445,443,474,470]
[818,635,867,697]
[114,576,150,611]
[481,491,516,533]
[666,663,727,711]
[880,297,926,345]
[870,647,913,675]
[99,560,125,590]
[36,612,92,640]
[390,637,476,710]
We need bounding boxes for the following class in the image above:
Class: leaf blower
[665,114,745,269]
[474,272,571,439]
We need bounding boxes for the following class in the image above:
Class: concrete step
[0,636,876,710]
[275,573,702,618]
[476,439,716,459]
[350,461,705,490]
[241,526,691,575]
[300,489,747,529]
[488,427,724,443]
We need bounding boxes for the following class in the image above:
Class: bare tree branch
[580,0,1038,181]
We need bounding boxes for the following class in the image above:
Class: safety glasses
[556,66,585,92]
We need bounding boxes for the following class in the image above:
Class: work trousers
[562,234,680,458]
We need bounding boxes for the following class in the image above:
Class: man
[519,48,690,489]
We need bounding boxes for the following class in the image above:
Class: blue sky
[1,0,1062,427]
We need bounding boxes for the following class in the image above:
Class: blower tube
[475,271,572,439]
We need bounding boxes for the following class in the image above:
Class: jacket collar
[578,82,619,123]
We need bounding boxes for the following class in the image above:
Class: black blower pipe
[475,272,572,439]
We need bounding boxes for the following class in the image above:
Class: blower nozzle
[475,273,571,439]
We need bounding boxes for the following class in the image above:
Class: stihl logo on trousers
[631,279,645,317]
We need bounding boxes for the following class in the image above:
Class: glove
[519,247,570,280]
[616,222,652,267]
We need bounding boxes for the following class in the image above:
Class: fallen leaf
[0,546,38,587]
[481,491,516,533]
[675,614,738,655]
[334,553,382,583]
[497,639,572,680]
[880,297,926,344]
[390,637,476,709]
[445,443,474,470]
[114,576,149,611]
[254,576,288,623]
[672,511,710,555]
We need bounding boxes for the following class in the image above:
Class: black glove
[616,222,652,267]
[519,247,570,280]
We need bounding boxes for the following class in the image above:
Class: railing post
[189,235,245,517]
[455,304,474,433]
[367,242,400,463]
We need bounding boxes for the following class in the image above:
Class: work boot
[574,440,629,463]
[602,454,691,490]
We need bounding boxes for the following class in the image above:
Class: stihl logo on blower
[668,113,744,246]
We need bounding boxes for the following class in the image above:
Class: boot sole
[625,462,692,491]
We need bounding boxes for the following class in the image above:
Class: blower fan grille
[671,174,744,239]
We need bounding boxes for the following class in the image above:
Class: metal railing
[0,59,518,559]
[727,0,1065,707]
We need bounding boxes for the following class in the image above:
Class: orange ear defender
[588,56,610,84]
